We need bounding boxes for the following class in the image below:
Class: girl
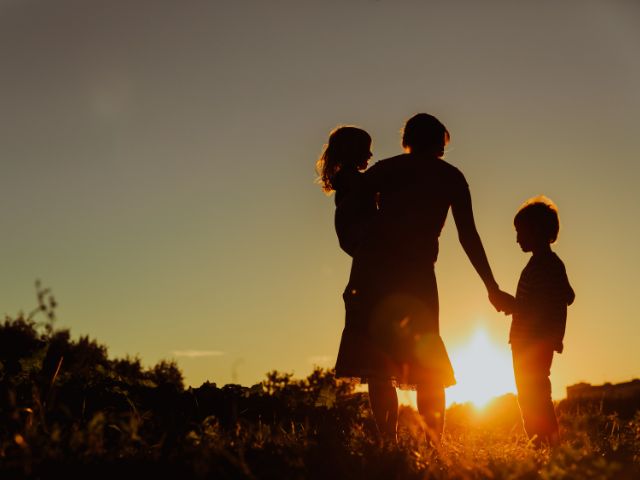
[316,126,376,257]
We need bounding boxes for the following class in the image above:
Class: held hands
[488,289,516,315]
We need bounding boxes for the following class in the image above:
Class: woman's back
[362,153,468,265]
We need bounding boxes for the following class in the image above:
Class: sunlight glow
[445,327,516,408]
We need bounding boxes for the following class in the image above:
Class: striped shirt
[509,251,575,353]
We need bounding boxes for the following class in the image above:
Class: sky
[1,0,639,402]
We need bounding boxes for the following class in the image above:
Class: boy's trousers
[511,342,559,443]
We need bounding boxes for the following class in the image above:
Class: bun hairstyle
[401,113,450,158]
[316,126,371,193]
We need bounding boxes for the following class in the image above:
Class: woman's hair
[514,196,560,244]
[316,126,371,193]
[401,113,450,158]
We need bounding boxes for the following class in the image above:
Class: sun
[445,327,516,408]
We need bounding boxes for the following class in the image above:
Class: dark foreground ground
[1,291,639,479]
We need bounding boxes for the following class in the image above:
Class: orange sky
[1,1,639,403]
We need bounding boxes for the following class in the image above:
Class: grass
[1,284,638,479]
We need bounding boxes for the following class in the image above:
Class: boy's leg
[416,380,445,442]
[512,343,558,444]
[368,379,398,443]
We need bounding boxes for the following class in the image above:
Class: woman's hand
[489,289,516,315]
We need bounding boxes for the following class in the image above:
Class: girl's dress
[334,155,457,389]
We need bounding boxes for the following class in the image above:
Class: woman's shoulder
[429,159,468,192]
[365,153,409,173]
[438,158,466,176]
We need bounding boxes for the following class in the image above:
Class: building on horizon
[566,379,640,401]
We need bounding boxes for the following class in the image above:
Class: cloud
[172,350,224,358]
[307,355,332,366]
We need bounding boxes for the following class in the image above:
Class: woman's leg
[416,380,445,442]
[368,380,398,443]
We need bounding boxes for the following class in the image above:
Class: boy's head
[514,196,560,252]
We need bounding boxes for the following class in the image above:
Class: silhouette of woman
[328,114,505,443]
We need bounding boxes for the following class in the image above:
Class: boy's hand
[489,289,516,315]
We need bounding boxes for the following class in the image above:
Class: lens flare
[446,327,516,408]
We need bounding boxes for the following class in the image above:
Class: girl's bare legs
[417,381,445,443]
[368,380,398,443]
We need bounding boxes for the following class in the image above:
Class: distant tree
[147,359,184,391]
[0,316,43,377]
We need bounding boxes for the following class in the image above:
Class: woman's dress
[335,154,467,389]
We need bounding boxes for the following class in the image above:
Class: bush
[1,284,638,479]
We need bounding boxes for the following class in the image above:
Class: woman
[334,113,505,443]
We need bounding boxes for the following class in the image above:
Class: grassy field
[1,287,638,479]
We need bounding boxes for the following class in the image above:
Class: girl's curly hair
[316,126,371,193]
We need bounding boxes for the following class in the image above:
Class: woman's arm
[451,186,513,315]
[450,185,514,313]
[451,186,499,292]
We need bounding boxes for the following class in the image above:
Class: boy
[499,197,575,445]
